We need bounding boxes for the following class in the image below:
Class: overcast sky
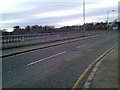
[0,0,119,32]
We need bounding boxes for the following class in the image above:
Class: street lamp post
[83,0,85,36]
[107,10,115,30]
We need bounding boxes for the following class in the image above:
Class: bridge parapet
[1,30,111,49]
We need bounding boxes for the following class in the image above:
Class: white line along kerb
[27,51,66,66]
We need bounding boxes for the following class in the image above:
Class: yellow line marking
[71,44,117,89]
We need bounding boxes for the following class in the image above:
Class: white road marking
[27,51,66,66]
[76,44,88,48]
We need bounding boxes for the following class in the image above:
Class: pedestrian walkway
[85,45,118,88]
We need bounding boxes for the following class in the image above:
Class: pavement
[83,44,119,88]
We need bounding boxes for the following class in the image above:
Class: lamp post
[83,0,85,36]
[107,10,115,30]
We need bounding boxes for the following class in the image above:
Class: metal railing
[1,30,110,49]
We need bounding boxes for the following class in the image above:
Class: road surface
[2,32,118,88]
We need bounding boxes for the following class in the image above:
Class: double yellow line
[71,44,118,89]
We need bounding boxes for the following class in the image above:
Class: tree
[25,26,31,32]
[13,26,20,30]
[13,26,21,33]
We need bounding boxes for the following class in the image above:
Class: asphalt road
[2,32,118,88]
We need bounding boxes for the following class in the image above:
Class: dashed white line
[76,44,88,48]
[27,51,66,66]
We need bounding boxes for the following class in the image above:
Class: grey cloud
[2,2,82,21]
[2,0,100,21]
